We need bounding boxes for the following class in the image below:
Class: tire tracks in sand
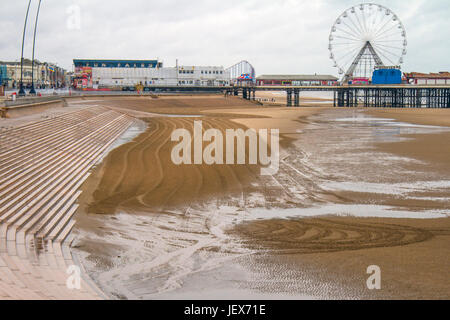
[231,217,435,254]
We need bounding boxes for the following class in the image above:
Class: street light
[30,0,42,95]
[18,0,32,97]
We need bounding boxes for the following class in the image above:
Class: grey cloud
[0,0,448,74]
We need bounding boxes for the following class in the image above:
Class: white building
[73,59,230,88]
[176,66,229,86]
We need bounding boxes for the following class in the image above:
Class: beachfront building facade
[177,66,230,87]
[73,59,231,89]
[0,59,66,89]
[404,72,450,85]
[256,75,338,86]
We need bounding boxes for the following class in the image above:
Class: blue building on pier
[372,67,402,85]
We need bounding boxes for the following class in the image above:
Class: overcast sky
[0,0,448,75]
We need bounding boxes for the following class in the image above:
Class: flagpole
[30,0,42,95]
[19,0,32,97]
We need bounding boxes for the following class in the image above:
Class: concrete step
[0,108,110,161]
[0,112,122,202]
[0,107,135,300]
[0,116,127,228]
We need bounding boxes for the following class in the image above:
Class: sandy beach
[69,95,450,300]
[1,0,449,305]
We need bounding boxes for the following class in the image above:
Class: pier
[231,85,450,108]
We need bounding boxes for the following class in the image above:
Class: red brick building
[256,74,338,86]
[404,72,450,85]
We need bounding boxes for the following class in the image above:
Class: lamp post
[18,0,32,97]
[30,0,42,95]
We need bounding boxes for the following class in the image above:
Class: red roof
[404,72,450,79]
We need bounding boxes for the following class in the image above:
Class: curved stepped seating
[0,110,115,171]
[0,107,109,155]
[0,117,130,238]
[0,112,120,204]
[0,116,121,203]
[0,106,137,299]
[0,109,111,162]
[0,115,127,226]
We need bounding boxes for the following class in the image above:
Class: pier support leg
[294,89,300,107]
[447,89,450,108]
[346,89,350,107]
[364,89,369,107]
[287,89,293,107]
[243,88,250,100]
[418,89,423,108]
[337,90,344,107]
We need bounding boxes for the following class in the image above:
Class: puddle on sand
[243,204,448,220]
[297,109,450,199]
[94,119,148,165]
[155,114,202,118]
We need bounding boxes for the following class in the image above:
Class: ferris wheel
[328,3,407,83]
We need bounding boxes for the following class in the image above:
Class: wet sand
[255,91,334,106]
[76,96,319,215]
[72,96,450,300]
[232,107,450,299]
[237,107,450,299]
[366,107,450,127]
[231,217,450,299]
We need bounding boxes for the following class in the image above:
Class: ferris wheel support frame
[342,41,384,84]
